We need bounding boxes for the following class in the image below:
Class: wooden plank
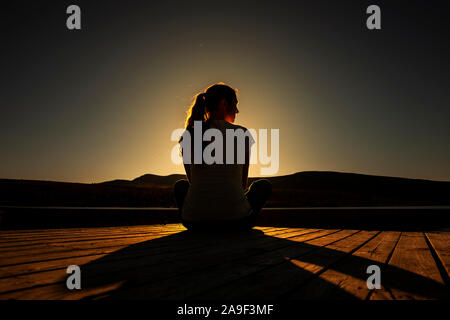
[193,230,378,300]
[370,232,449,300]
[286,231,401,299]
[0,228,182,243]
[0,231,180,253]
[0,224,185,239]
[0,229,182,250]
[425,232,450,281]
[0,228,192,259]
[0,235,183,272]
[0,228,318,299]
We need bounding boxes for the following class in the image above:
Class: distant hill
[103,171,450,189]
[1,171,449,207]
[101,174,186,187]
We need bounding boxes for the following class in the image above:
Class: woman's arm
[180,136,192,183]
[242,163,249,191]
[184,163,191,183]
[242,138,250,190]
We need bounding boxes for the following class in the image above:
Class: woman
[173,83,272,232]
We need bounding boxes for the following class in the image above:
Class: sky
[1,0,450,183]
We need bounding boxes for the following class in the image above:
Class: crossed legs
[173,179,272,232]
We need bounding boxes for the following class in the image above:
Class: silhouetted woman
[174,83,272,232]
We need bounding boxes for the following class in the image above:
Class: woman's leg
[173,179,194,229]
[175,179,272,233]
[173,179,189,211]
[240,179,272,230]
[246,179,272,215]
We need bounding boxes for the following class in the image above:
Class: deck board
[0,224,448,300]
[0,224,185,240]
[370,232,449,300]
[425,232,450,282]
[285,231,402,299]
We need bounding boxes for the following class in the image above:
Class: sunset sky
[2,0,450,183]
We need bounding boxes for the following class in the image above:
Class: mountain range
[0,171,449,207]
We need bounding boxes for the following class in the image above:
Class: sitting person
[173,83,272,232]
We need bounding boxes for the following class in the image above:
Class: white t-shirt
[181,120,255,221]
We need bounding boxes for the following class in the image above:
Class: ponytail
[185,93,207,130]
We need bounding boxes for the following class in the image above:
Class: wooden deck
[0,224,448,300]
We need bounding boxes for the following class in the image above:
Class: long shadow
[52,229,449,300]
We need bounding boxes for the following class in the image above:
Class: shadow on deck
[41,228,449,300]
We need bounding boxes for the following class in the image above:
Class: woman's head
[184,83,239,130]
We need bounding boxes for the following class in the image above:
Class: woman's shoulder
[225,121,250,132]
[225,122,255,146]
[209,120,249,132]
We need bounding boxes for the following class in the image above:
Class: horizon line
[1,170,450,185]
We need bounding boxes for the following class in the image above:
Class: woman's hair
[184,83,238,131]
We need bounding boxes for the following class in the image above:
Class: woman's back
[181,119,253,221]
